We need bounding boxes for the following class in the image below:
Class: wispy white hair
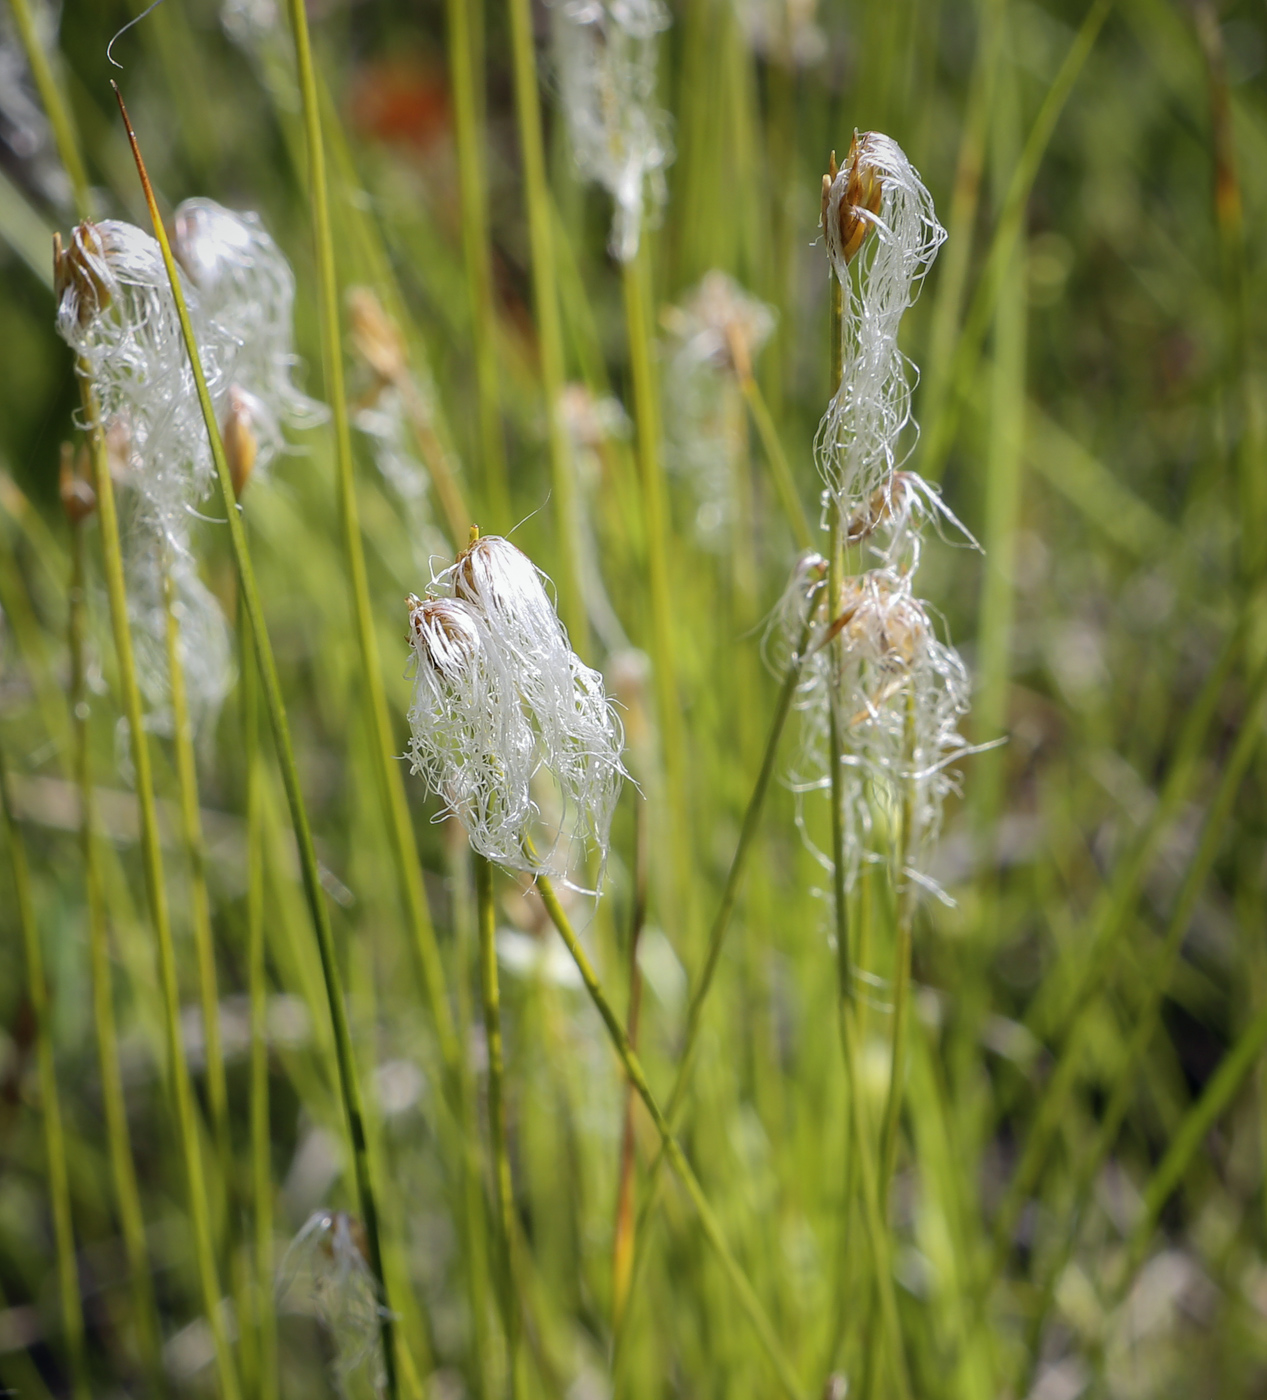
[549,0,674,263]
[815,132,945,514]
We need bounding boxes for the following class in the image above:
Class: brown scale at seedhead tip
[53,224,113,328]
[821,132,885,268]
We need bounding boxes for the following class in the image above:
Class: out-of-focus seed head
[58,442,96,524]
[277,1210,383,1394]
[222,385,260,498]
[347,286,408,388]
[662,270,776,382]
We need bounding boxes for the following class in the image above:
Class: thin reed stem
[531,866,807,1400]
[920,0,1111,483]
[611,607,817,1369]
[878,693,918,1205]
[737,369,814,551]
[69,518,163,1388]
[162,557,232,1196]
[0,742,90,1400]
[475,854,521,1399]
[282,0,462,1084]
[505,0,585,648]
[114,83,388,1400]
[240,603,277,1400]
[622,243,689,906]
[611,804,647,1333]
[6,0,92,217]
[80,372,240,1400]
[446,0,509,530]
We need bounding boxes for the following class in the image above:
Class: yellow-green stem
[6,0,92,218]
[878,693,918,1205]
[240,603,277,1400]
[446,0,509,529]
[533,867,807,1400]
[70,520,163,1388]
[80,372,240,1400]
[738,370,814,551]
[162,557,232,1199]
[505,0,585,648]
[114,83,386,1400]
[0,743,90,1400]
[475,854,521,1398]
[621,243,689,910]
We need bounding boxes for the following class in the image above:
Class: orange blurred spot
[347,56,451,150]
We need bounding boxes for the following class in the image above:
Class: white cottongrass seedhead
[815,131,946,513]
[662,270,776,381]
[662,272,774,548]
[55,220,228,547]
[549,0,674,262]
[126,543,235,742]
[776,559,973,899]
[406,536,627,886]
[277,1210,384,1397]
[173,197,327,474]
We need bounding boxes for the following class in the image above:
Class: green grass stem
[505,0,585,648]
[80,369,239,1400]
[0,740,90,1400]
[532,867,807,1400]
[737,369,814,552]
[445,0,509,530]
[69,518,163,1388]
[475,854,522,1398]
[161,557,232,1203]
[240,603,277,1400]
[114,82,387,1400]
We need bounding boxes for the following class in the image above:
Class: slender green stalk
[80,370,240,1400]
[281,0,462,1091]
[240,604,277,1400]
[114,83,388,1400]
[69,518,163,1388]
[505,0,584,647]
[622,242,689,902]
[612,606,818,1365]
[0,741,90,1400]
[445,0,509,529]
[972,47,1026,836]
[920,0,1111,483]
[878,693,918,1205]
[825,257,910,1400]
[6,0,92,218]
[737,369,814,552]
[162,557,232,1196]
[475,855,521,1398]
[532,867,807,1400]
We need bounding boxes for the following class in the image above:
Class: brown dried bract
[838,131,884,266]
[53,224,113,328]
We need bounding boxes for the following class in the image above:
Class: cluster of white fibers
[779,562,972,897]
[56,220,230,547]
[549,0,674,263]
[814,131,946,513]
[173,197,328,474]
[407,536,627,885]
[277,1211,384,1396]
[125,541,235,743]
[663,272,775,548]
